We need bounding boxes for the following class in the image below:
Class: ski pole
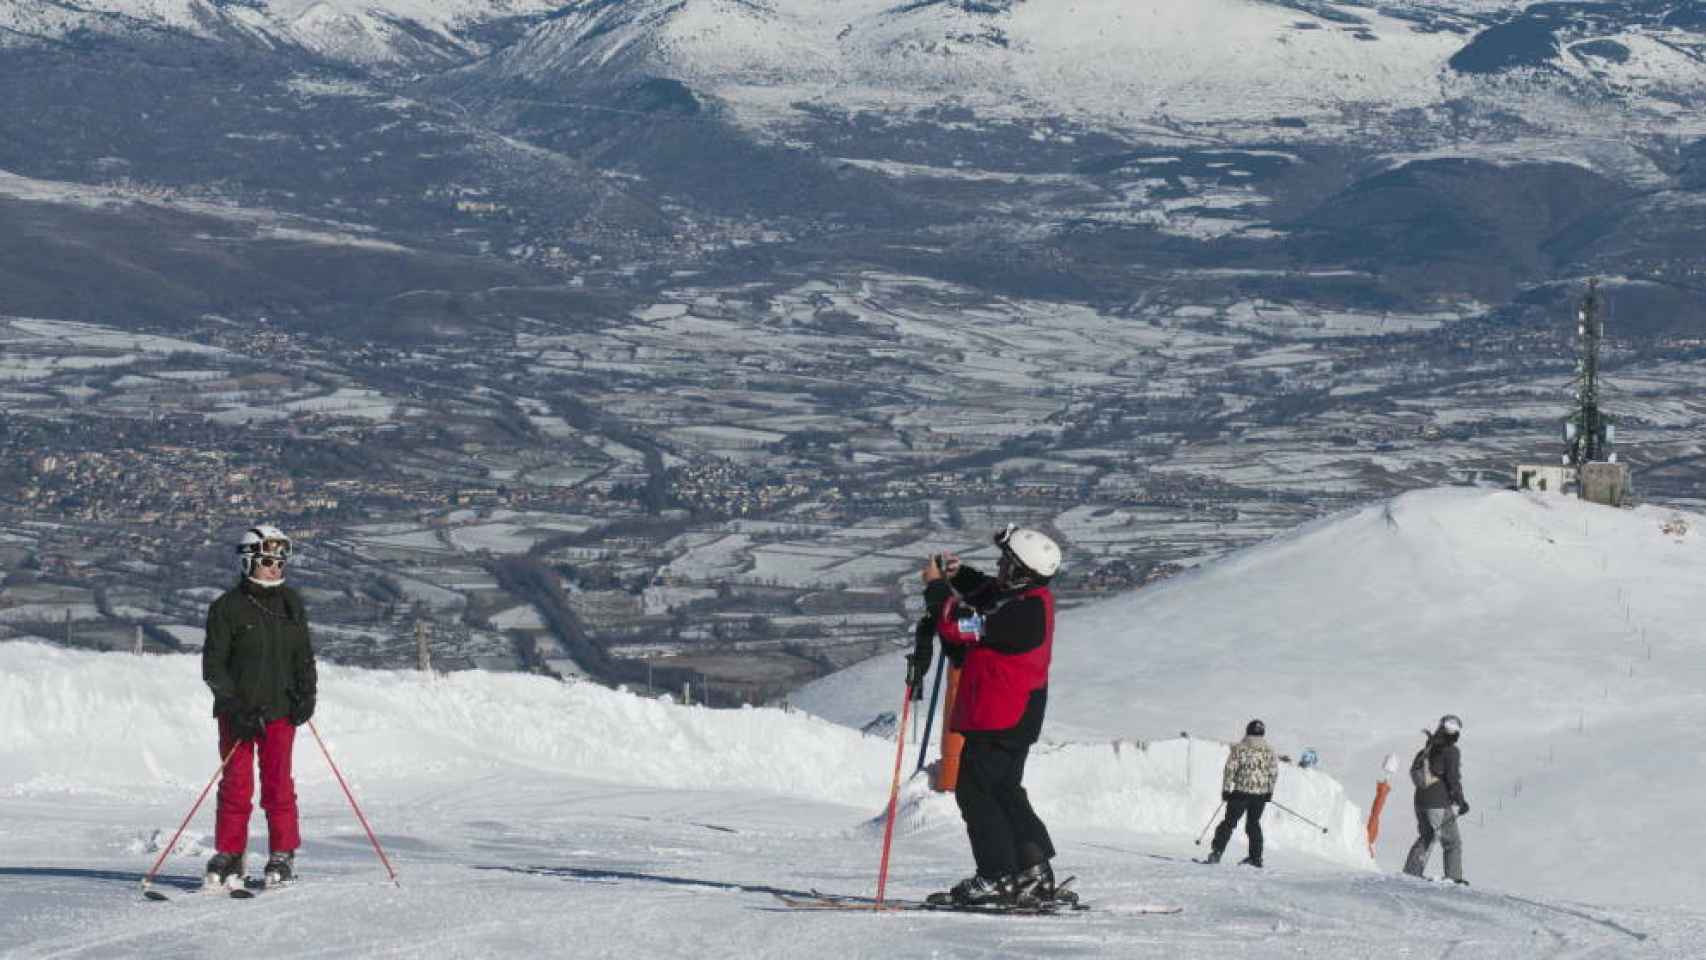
[912,649,946,775]
[875,683,915,908]
[1270,799,1329,834]
[1194,801,1225,846]
[141,740,244,900]
[307,720,400,886]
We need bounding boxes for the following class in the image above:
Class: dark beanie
[1246,719,1265,737]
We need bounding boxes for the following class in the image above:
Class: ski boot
[264,851,295,887]
[1200,849,1222,864]
[203,852,243,892]
[1014,860,1077,908]
[1239,855,1263,869]
[926,874,1016,907]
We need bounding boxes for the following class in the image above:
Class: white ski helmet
[1438,714,1462,735]
[995,524,1062,579]
[238,524,293,575]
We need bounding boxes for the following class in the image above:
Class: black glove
[1456,801,1470,817]
[229,706,266,742]
[1221,791,1232,802]
[942,641,967,668]
[289,696,315,727]
[922,579,951,616]
[905,654,928,696]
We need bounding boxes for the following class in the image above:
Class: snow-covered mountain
[0,0,560,67]
[798,487,1706,909]
[5,488,1706,957]
[8,1,1706,140]
[461,0,1706,142]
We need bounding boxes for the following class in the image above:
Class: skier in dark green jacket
[201,524,317,890]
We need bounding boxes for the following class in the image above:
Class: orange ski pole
[875,683,915,908]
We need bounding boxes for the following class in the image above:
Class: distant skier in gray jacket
[1204,719,1279,867]
[1403,714,1469,884]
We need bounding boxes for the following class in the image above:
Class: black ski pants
[1211,791,1268,861]
[955,737,1055,879]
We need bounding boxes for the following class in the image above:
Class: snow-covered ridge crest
[0,0,562,66]
[483,0,1463,127]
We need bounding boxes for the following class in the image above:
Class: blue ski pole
[913,649,946,775]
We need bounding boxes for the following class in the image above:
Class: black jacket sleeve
[202,598,239,713]
[1441,744,1465,806]
[948,564,995,599]
[290,592,318,709]
[978,594,1047,654]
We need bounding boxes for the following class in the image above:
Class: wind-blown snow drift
[0,639,1366,868]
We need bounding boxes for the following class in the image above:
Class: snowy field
[4,488,1705,957]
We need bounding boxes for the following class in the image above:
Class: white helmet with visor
[238,524,293,577]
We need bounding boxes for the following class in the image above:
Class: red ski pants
[215,717,300,855]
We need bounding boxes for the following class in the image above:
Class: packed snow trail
[4,777,1700,959]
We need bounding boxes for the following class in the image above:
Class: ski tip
[142,888,170,902]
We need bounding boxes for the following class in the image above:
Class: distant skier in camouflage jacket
[1205,720,1279,867]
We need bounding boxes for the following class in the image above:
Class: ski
[776,890,1091,915]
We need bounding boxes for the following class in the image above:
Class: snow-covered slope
[9,0,1704,141]
[479,0,1456,131]
[5,633,1702,958]
[797,488,1706,910]
[0,0,560,66]
[5,490,1706,955]
[468,0,1706,141]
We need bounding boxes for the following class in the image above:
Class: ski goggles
[242,539,293,559]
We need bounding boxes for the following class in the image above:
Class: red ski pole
[874,683,915,909]
[308,720,399,886]
[141,739,243,900]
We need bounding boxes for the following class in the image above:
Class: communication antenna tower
[1564,279,1614,470]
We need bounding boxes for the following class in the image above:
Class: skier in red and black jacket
[920,524,1068,908]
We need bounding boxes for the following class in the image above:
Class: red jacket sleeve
[936,597,976,647]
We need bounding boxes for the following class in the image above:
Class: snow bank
[0,640,1368,868]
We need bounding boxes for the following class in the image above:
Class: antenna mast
[1564,279,1612,470]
